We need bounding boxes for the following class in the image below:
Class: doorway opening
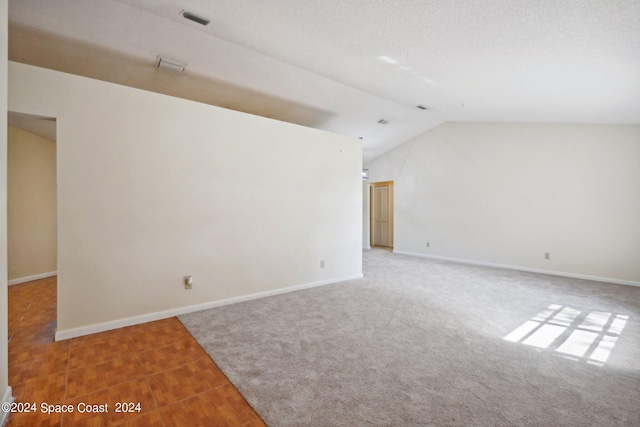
[370,181,394,249]
[7,112,58,349]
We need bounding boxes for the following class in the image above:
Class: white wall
[0,0,11,417]
[8,62,362,337]
[364,123,640,284]
[8,125,57,281]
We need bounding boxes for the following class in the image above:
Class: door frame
[369,180,394,248]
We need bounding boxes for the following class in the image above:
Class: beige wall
[7,125,56,281]
[365,123,640,284]
[1,0,10,413]
[8,62,363,337]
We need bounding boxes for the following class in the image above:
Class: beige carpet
[179,249,640,426]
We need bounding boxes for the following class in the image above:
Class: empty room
[1,0,639,426]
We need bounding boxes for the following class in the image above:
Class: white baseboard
[8,271,57,286]
[0,387,14,427]
[393,250,640,287]
[55,272,364,341]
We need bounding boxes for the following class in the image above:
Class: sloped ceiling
[8,112,56,142]
[8,0,640,160]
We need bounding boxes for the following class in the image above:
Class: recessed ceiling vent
[183,11,210,26]
[156,56,186,73]
[378,119,389,125]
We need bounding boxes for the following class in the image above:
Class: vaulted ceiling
[8,0,640,160]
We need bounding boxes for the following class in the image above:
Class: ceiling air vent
[156,56,185,73]
[183,11,210,26]
[378,119,389,125]
[416,105,428,110]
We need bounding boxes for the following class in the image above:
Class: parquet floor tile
[63,378,157,425]
[7,409,63,427]
[159,397,229,427]
[11,371,67,404]
[110,410,166,427]
[69,327,129,349]
[147,358,229,407]
[198,385,265,425]
[9,336,70,364]
[66,353,147,399]
[9,321,57,343]
[8,349,70,385]
[130,325,197,352]
[140,338,210,375]
[158,387,267,427]
[68,337,140,370]
[7,276,266,426]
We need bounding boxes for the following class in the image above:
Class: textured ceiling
[8,0,640,160]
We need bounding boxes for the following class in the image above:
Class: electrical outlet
[426,242,430,248]
[320,259,325,268]
[544,252,550,260]
[185,275,193,289]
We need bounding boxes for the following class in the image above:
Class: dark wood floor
[7,276,266,426]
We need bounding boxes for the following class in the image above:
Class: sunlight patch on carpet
[504,304,628,366]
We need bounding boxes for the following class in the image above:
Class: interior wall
[364,122,640,284]
[8,61,362,335]
[7,125,56,281]
[0,0,10,412]
[362,182,370,249]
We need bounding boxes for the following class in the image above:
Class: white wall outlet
[185,275,193,289]
[320,259,325,268]
[544,252,550,260]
